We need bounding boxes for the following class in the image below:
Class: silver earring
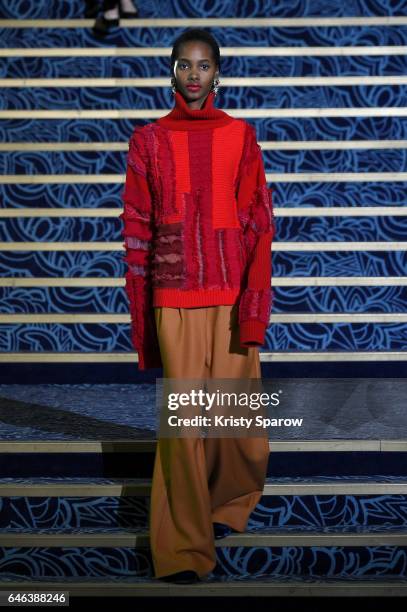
[212,78,220,96]
[171,77,177,94]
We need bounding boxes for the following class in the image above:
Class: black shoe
[92,15,119,37]
[119,1,139,18]
[213,522,235,539]
[158,570,200,584]
[84,0,99,18]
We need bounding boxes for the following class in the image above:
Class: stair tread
[1,475,407,484]
[2,525,407,535]
[0,574,407,585]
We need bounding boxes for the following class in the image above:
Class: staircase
[0,0,407,597]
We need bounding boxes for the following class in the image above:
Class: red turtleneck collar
[157,90,234,131]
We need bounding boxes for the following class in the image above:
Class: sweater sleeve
[236,123,275,348]
[119,126,162,370]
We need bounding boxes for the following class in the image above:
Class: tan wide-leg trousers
[149,303,270,579]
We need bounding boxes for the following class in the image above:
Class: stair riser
[2,452,407,478]
[2,117,406,143]
[1,494,407,530]
[0,149,405,173]
[1,546,406,579]
[2,56,402,79]
[1,26,407,48]
[2,86,407,111]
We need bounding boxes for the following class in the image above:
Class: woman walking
[120,28,274,584]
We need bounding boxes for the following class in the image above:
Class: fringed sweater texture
[120,90,275,370]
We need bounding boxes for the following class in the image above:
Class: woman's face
[173,40,219,109]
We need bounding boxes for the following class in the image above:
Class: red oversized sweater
[120,90,274,370]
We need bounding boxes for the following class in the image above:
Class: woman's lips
[186,84,201,90]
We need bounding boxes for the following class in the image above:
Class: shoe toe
[92,15,119,35]
[213,522,234,539]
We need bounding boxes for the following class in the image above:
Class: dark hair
[170,28,221,77]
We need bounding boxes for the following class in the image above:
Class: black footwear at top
[119,2,139,18]
[213,522,236,539]
[158,570,200,584]
[92,15,120,37]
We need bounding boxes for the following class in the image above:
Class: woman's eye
[178,63,210,70]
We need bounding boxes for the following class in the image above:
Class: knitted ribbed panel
[236,126,275,343]
[187,129,216,290]
[120,127,162,369]
[212,121,245,229]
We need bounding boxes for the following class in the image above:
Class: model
[120,27,275,585]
